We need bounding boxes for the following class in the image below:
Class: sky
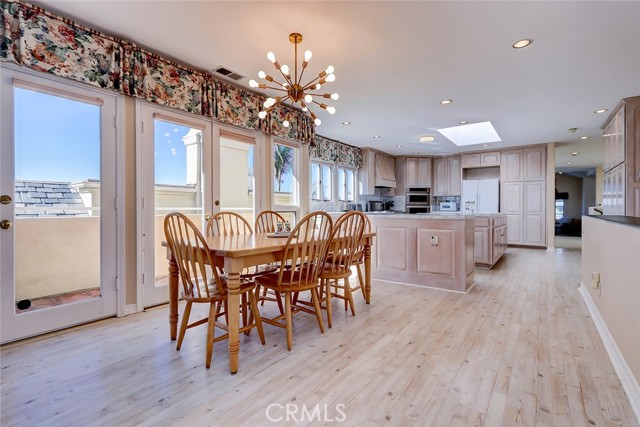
[14,86,291,191]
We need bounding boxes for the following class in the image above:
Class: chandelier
[250,33,339,127]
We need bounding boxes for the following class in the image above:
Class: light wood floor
[1,248,637,426]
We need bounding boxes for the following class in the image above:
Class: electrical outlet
[430,235,439,246]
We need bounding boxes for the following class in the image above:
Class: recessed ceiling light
[512,38,533,49]
[412,152,419,155]
[558,172,563,175]
[482,144,489,147]
[373,135,380,139]
[342,121,351,125]
[594,109,608,114]
[440,99,453,105]
[568,127,577,133]
[396,145,403,148]
[459,120,469,125]
[579,136,589,140]
[567,161,573,165]
[571,152,579,156]
[419,135,435,143]
[438,121,502,146]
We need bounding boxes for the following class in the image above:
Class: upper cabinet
[501,146,546,182]
[433,156,461,196]
[358,149,376,195]
[602,106,625,172]
[374,154,396,188]
[405,157,432,187]
[461,151,501,169]
[359,149,396,195]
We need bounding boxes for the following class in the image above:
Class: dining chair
[206,211,253,237]
[318,211,367,328]
[253,211,333,351]
[349,214,372,301]
[254,210,286,233]
[164,212,265,369]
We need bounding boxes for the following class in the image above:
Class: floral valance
[310,135,363,169]
[0,0,315,144]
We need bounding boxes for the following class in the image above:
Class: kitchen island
[367,213,475,292]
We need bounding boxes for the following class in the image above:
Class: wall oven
[405,187,431,214]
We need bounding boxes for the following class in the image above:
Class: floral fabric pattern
[311,135,363,168]
[0,0,316,144]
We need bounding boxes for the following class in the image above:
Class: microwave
[439,202,458,212]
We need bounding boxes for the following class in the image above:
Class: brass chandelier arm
[265,95,291,113]
[263,85,287,92]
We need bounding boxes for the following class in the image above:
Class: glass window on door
[219,137,255,225]
[273,142,298,207]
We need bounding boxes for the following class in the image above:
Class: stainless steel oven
[405,187,431,214]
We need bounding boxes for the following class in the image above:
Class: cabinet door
[461,154,481,168]
[501,149,523,181]
[524,146,546,181]
[405,158,418,187]
[523,181,546,246]
[418,158,432,187]
[448,157,462,195]
[501,182,523,244]
[474,228,490,264]
[359,150,376,195]
[433,158,448,196]
[480,151,501,167]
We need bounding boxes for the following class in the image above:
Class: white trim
[371,278,474,294]
[579,283,640,424]
[135,100,145,313]
[115,96,126,317]
[124,303,138,316]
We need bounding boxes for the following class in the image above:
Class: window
[273,142,298,207]
[310,161,332,201]
[338,167,356,202]
[555,200,565,220]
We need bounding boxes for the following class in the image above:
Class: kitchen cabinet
[500,180,546,246]
[474,215,507,269]
[433,156,461,196]
[461,151,501,168]
[359,149,396,195]
[501,146,546,182]
[405,157,432,187]
[601,96,640,217]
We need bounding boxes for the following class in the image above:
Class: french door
[138,104,217,308]
[0,67,118,343]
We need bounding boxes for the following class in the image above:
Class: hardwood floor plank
[1,248,637,426]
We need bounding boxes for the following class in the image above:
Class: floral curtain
[310,135,363,169]
[0,0,314,143]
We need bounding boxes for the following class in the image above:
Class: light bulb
[267,97,275,107]
[281,64,289,75]
[249,79,258,88]
[283,120,290,128]
[331,93,339,100]
[263,100,270,108]
[315,84,321,90]
[258,70,266,79]
[304,94,313,103]
[326,74,335,82]
[325,65,334,74]
[302,107,308,112]
[314,118,322,126]
[282,83,289,89]
[258,111,267,119]
[327,106,336,114]
[304,50,313,61]
[267,52,276,63]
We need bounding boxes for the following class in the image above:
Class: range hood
[374,154,396,188]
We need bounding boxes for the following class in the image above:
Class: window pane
[311,163,321,201]
[346,170,355,202]
[220,137,254,224]
[338,169,346,201]
[322,165,332,201]
[274,143,296,206]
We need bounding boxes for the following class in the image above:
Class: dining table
[165,230,375,374]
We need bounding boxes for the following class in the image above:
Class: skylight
[437,121,502,146]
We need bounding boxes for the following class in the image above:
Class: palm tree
[274,145,293,192]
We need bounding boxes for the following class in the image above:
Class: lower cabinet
[474,216,507,269]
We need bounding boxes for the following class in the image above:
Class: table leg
[364,243,372,304]
[168,255,179,340]
[225,259,242,374]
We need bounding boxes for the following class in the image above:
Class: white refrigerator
[462,179,500,213]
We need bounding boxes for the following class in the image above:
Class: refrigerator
[462,178,499,213]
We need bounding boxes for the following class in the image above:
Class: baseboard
[123,303,139,316]
[579,283,640,424]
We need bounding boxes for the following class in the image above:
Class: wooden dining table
[165,231,375,374]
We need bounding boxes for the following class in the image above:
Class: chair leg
[274,291,284,315]
[345,277,356,316]
[176,301,192,351]
[310,288,325,334]
[356,264,366,299]
[241,293,248,329]
[285,293,293,351]
[248,291,266,345]
[325,279,333,329]
[343,279,348,311]
[205,302,216,369]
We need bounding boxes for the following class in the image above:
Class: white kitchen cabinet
[461,151,501,169]
[501,146,546,182]
[405,157,432,187]
[501,149,523,182]
[474,215,508,268]
[433,156,461,196]
[358,149,376,195]
[523,181,546,245]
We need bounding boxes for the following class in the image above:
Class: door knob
[205,214,212,221]
[0,195,11,205]
[0,220,13,230]
[214,200,220,206]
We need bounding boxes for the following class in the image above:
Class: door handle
[214,200,220,206]
[0,219,13,230]
[0,195,11,205]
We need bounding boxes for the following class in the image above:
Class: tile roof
[14,180,89,217]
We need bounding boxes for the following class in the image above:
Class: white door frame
[0,64,122,343]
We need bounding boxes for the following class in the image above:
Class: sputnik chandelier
[250,33,338,127]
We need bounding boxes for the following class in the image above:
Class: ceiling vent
[213,66,245,81]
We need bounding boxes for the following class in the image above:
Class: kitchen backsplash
[432,196,461,211]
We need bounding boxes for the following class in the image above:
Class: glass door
[138,104,216,308]
[0,68,118,343]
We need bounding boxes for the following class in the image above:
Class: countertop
[365,212,505,220]
[588,215,640,228]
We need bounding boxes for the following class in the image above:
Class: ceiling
[34,1,640,167]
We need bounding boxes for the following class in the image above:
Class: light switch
[431,235,438,246]
[591,272,600,296]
